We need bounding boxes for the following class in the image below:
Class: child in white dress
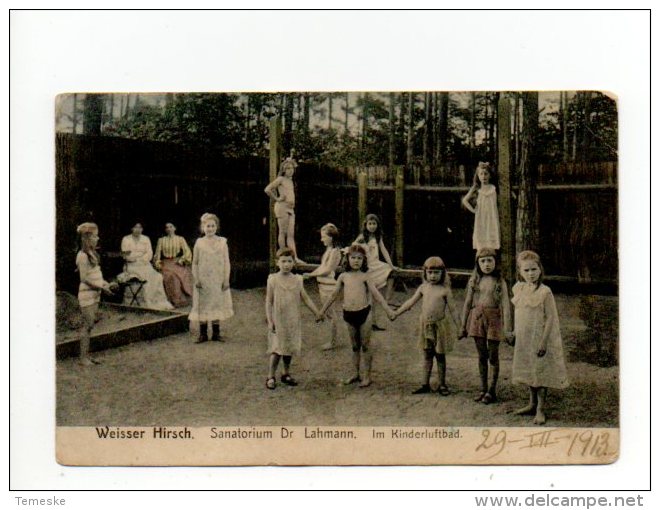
[266,248,323,390]
[354,213,397,330]
[511,251,569,425]
[461,162,500,251]
[393,257,460,395]
[189,213,234,343]
[303,223,344,350]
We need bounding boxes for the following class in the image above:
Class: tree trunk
[107,94,114,123]
[398,93,406,163]
[83,93,104,136]
[344,92,349,133]
[469,92,476,163]
[571,92,578,161]
[437,92,448,165]
[303,93,310,138]
[388,92,396,168]
[72,94,78,134]
[423,92,433,166]
[490,92,499,164]
[406,93,414,167]
[283,93,294,156]
[515,91,539,253]
[361,92,368,149]
[328,94,333,130]
[561,91,569,162]
[581,91,592,162]
[513,92,520,167]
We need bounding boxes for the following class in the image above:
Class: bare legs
[344,316,372,387]
[474,337,499,403]
[277,214,301,262]
[79,304,99,366]
[513,386,548,425]
[267,354,295,389]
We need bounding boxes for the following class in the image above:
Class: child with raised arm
[511,251,569,425]
[303,223,343,351]
[75,223,117,366]
[393,257,460,395]
[461,162,500,251]
[460,248,512,404]
[189,213,234,343]
[266,248,323,390]
[319,244,396,388]
[354,213,397,330]
[264,157,303,263]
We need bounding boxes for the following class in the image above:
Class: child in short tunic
[511,251,569,425]
[303,223,343,350]
[461,162,500,251]
[394,257,460,395]
[266,248,322,390]
[460,248,512,404]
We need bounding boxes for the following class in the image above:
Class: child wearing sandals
[460,248,512,404]
[511,251,569,425]
[266,248,323,390]
[319,244,396,387]
[393,257,460,396]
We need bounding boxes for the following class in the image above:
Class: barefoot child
[353,213,397,330]
[393,257,460,395]
[266,248,323,390]
[75,223,117,366]
[460,248,512,404]
[319,244,396,387]
[511,251,569,425]
[264,157,302,262]
[303,223,343,350]
[461,162,500,251]
[189,213,234,343]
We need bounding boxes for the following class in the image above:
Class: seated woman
[153,222,194,308]
[121,222,173,310]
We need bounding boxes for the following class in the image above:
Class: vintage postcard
[55,91,619,466]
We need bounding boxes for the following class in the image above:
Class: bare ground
[56,285,618,428]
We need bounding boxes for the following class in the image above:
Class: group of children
[74,160,569,426]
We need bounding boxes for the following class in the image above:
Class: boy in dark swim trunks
[319,244,395,387]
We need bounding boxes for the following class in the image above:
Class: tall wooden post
[357,171,368,227]
[497,96,515,284]
[269,116,282,271]
[394,166,405,266]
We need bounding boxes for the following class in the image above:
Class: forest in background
[56,91,617,171]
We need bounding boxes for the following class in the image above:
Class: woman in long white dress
[121,223,173,310]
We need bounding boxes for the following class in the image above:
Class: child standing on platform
[461,162,500,251]
[303,223,343,351]
[511,251,569,425]
[266,248,323,390]
[264,157,303,263]
[189,213,234,343]
[353,213,397,330]
[75,223,117,366]
[460,248,512,404]
[320,244,396,388]
[393,257,460,396]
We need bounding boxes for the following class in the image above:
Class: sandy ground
[56,285,618,427]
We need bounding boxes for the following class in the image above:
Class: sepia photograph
[54,90,619,465]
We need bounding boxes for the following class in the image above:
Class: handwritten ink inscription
[475,429,616,461]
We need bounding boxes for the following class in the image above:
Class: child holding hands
[303,223,343,350]
[460,248,512,404]
[511,251,569,425]
[319,244,396,388]
[266,248,323,390]
[393,257,460,395]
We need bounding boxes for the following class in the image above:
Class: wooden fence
[56,133,617,293]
